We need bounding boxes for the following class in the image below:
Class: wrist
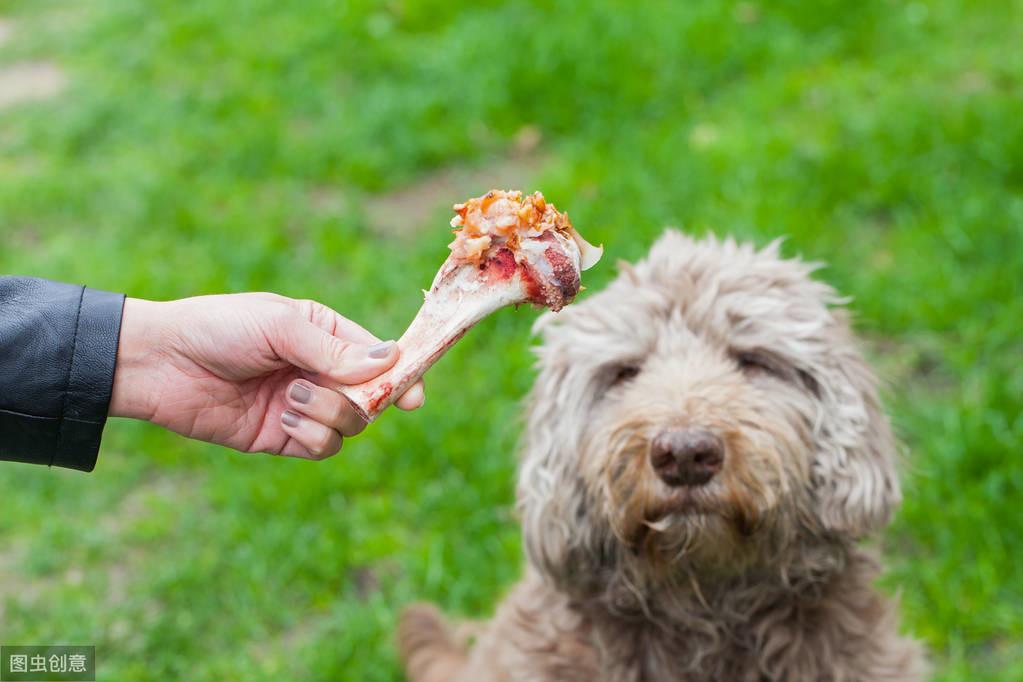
[109,297,168,420]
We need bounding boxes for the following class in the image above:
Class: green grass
[1,0,1021,679]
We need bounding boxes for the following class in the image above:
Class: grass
[1,0,1020,679]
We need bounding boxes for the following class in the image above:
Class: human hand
[109,293,424,459]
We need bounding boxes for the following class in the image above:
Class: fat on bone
[338,190,602,422]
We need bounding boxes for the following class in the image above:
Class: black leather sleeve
[0,277,125,472]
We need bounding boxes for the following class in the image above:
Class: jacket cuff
[51,287,126,471]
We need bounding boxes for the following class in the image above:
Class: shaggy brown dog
[399,232,927,681]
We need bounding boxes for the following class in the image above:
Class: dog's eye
[609,364,641,386]
[734,350,820,395]
[735,351,781,377]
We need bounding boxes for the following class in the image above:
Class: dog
[398,231,927,681]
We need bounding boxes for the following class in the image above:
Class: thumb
[279,318,400,384]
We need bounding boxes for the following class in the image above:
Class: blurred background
[0,0,1020,679]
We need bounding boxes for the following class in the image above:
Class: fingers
[278,317,401,384]
[275,377,420,461]
[291,298,383,345]
[277,437,319,460]
[285,379,367,437]
[274,299,427,413]
[395,380,426,411]
[279,409,343,460]
[334,340,401,384]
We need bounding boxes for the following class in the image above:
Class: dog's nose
[650,429,724,487]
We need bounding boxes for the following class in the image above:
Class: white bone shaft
[339,270,522,422]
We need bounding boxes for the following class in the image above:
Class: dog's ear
[517,343,611,589]
[810,334,902,538]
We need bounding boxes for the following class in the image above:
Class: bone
[338,190,600,422]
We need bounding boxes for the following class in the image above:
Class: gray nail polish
[281,410,301,427]
[289,382,312,404]
[368,341,395,359]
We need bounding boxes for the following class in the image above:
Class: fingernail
[281,410,301,427]
[289,382,313,404]
[368,341,395,359]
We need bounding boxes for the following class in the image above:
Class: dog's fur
[399,232,927,681]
